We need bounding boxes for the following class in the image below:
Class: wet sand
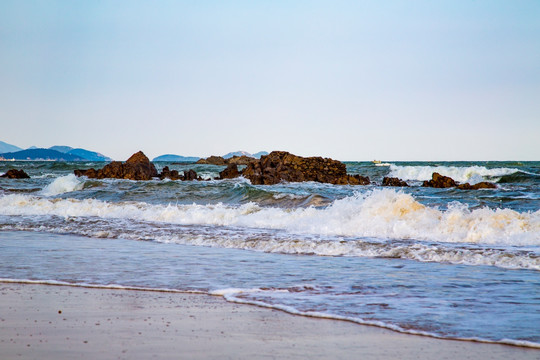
[1,283,538,360]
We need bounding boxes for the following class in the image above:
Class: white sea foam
[0,189,539,246]
[388,165,519,183]
[41,174,84,196]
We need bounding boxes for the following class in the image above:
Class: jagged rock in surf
[183,169,199,181]
[159,166,182,180]
[241,151,370,185]
[0,169,30,179]
[74,151,158,180]
[382,177,409,187]
[422,172,457,188]
[219,164,240,179]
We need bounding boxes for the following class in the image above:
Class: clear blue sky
[1,0,539,161]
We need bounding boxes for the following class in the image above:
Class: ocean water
[0,160,539,347]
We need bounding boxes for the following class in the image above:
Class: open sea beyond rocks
[0,160,539,348]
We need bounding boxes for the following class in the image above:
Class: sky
[1,1,539,161]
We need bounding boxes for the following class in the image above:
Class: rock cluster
[197,155,256,166]
[160,166,201,181]
[382,177,408,187]
[1,169,30,179]
[75,151,158,180]
[422,173,456,188]
[241,151,370,185]
[422,172,496,190]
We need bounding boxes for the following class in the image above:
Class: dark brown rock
[457,181,497,190]
[1,169,30,179]
[196,156,227,165]
[74,151,158,180]
[382,177,409,187]
[422,172,457,188]
[227,155,256,165]
[241,151,369,185]
[219,164,240,179]
[159,166,182,180]
[183,169,198,181]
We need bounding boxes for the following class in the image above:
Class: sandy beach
[0,283,538,360]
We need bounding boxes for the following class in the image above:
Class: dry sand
[1,283,538,360]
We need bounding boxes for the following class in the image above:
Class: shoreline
[1,283,538,359]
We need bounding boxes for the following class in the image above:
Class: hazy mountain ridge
[0,148,86,161]
[152,154,201,162]
[0,141,22,154]
[1,141,112,161]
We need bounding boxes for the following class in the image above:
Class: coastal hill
[0,148,86,161]
[152,154,201,162]
[0,141,112,161]
[48,146,112,161]
[0,141,22,154]
[153,151,269,163]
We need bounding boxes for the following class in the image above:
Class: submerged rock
[241,151,370,185]
[0,169,30,179]
[457,181,497,190]
[422,172,496,190]
[382,177,409,187]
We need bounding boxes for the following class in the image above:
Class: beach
[2,282,538,360]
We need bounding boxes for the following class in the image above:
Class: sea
[0,160,539,348]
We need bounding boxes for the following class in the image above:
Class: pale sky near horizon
[1,1,539,161]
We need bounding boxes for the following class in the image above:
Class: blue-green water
[1,160,539,347]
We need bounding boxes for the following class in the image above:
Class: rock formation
[422,172,496,190]
[227,155,257,165]
[219,164,240,179]
[196,156,227,166]
[74,151,158,180]
[159,166,200,181]
[382,177,409,187]
[422,173,457,188]
[241,151,370,185]
[159,166,182,180]
[457,181,497,190]
[197,155,255,166]
[0,169,30,179]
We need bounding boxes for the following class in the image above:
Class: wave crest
[388,165,519,183]
[0,189,538,247]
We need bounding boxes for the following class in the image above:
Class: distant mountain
[49,145,74,153]
[67,148,112,161]
[0,148,86,161]
[0,141,22,154]
[223,151,253,159]
[153,154,201,163]
[252,151,269,159]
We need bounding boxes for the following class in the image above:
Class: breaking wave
[388,165,520,184]
[41,174,84,196]
[1,189,538,247]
